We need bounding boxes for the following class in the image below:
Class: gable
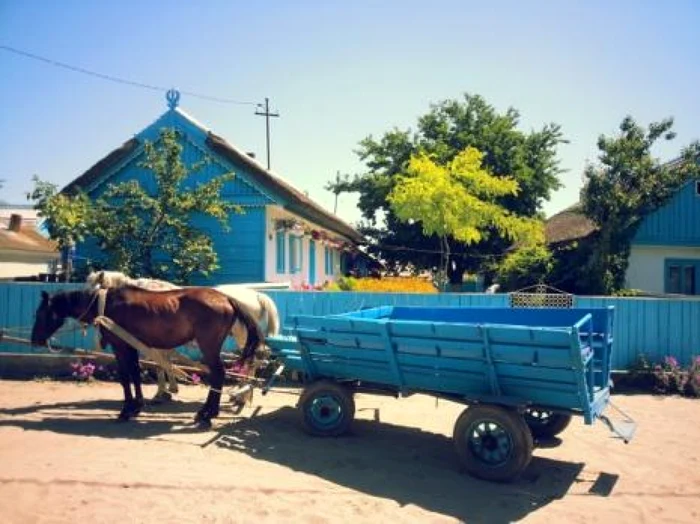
[64,110,275,207]
[633,180,700,246]
[63,105,363,243]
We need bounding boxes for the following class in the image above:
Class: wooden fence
[1,282,698,370]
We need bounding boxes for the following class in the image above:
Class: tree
[581,116,700,294]
[28,176,93,280]
[494,242,554,291]
[31,128,242,284]
[388,146,543,287]
[328,93,565,283]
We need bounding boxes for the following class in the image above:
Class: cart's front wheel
[298,380,355,437]
[453,405,533,483]
[523,409,572,439]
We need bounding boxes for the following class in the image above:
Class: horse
[30,285,264,427]
[85,271,281,402]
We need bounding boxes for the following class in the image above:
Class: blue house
[545,175,700,295]
[62,91,365,286]
[626,178,700,295]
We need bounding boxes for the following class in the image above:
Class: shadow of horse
[0,398,218,440]
[0,398,619,522]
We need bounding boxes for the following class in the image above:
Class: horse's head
[31,291,69,346]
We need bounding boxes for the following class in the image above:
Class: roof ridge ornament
[166,89,180,110]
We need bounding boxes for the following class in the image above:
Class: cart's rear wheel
[298,380,355,437]
[523,409,572,439]
[453,405,533,483]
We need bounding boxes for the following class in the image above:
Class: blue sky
[1,0,699,226]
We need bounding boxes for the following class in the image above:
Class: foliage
[30,128,242,284]
[624,353,700,397]
[493,242,553,291]
[327,93,565,283]
[28,175,92,251]
[581,116,700,294]
[352,276,437,293]
[388,146,543,287]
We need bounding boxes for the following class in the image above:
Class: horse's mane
[86,270,179,291]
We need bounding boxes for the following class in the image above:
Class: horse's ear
[41,291,49,302]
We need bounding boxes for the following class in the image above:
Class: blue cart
[263,305,635,482]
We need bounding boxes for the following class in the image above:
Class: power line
[0,44,256,106]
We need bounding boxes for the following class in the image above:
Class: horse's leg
[167,351,179,394]
[126,346,145,416]
[193,339,227,428]
[151,367,171,403]
[114,345,138,422]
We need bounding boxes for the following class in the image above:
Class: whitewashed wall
[626,245,700,293]
[264,206,343,287]
[0,252,56,279]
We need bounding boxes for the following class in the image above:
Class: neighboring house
[545,178,700,295]
[0,213,58,280]
[61,91,365,287]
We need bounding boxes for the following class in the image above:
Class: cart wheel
[453,405,533,483]
[298,380,355,437]
[523,409,572,439]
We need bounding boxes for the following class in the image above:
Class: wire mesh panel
[508,284,574,309]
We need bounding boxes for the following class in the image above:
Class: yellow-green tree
[388,146,543,287]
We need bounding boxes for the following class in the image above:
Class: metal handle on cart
[262,363,286,395]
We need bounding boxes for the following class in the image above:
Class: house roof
[0,225,57,256]
[544,204,598,244]
[62,106,363,244]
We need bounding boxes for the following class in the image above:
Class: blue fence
[1,282,698,370]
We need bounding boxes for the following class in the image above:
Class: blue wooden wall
[634,179,700,246]
[3,282,700,370]
[73,109,270,285]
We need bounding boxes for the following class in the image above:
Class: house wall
[626,245,700,294]
[0,252,56,279]
[634,179,700,246]
[76,120,271,286]
[264,206,342,287]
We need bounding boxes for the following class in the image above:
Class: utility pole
[254,97,279,170]
[333,170,340,214]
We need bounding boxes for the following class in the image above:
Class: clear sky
[1,0,699,226]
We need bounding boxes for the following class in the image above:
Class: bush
[625,353,700,397]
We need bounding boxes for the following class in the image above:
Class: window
[289,235,302,274]
[324,247,333,275]
[683,266,696,295]
[695,180,700,196]
[275,231,286,273]
[665,259,699,295]
[668,265,681,294]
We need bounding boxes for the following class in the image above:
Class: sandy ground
[0,379,698,524]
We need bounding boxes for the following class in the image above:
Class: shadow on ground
[211,406,618,522]
[0,398,619,522]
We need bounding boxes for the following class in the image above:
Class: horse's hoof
[116,412,131,422]
[151,391,172,404]
[196,418,212,430]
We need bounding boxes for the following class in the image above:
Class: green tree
[494,242,554,291]
[31,128,242,284]
[328,93,565,283]
[388,146,543,287]
[581,116,700,294]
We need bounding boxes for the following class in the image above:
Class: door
[308,240,316,285]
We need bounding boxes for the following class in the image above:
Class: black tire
[298,380,355,437]
[523,409,572,439]
[453,405,534,483]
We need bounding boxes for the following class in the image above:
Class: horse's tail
[257,292,280,336]
[228,296,264,363]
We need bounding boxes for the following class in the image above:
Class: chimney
[9,214,22,232]
[246,151,256,159]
